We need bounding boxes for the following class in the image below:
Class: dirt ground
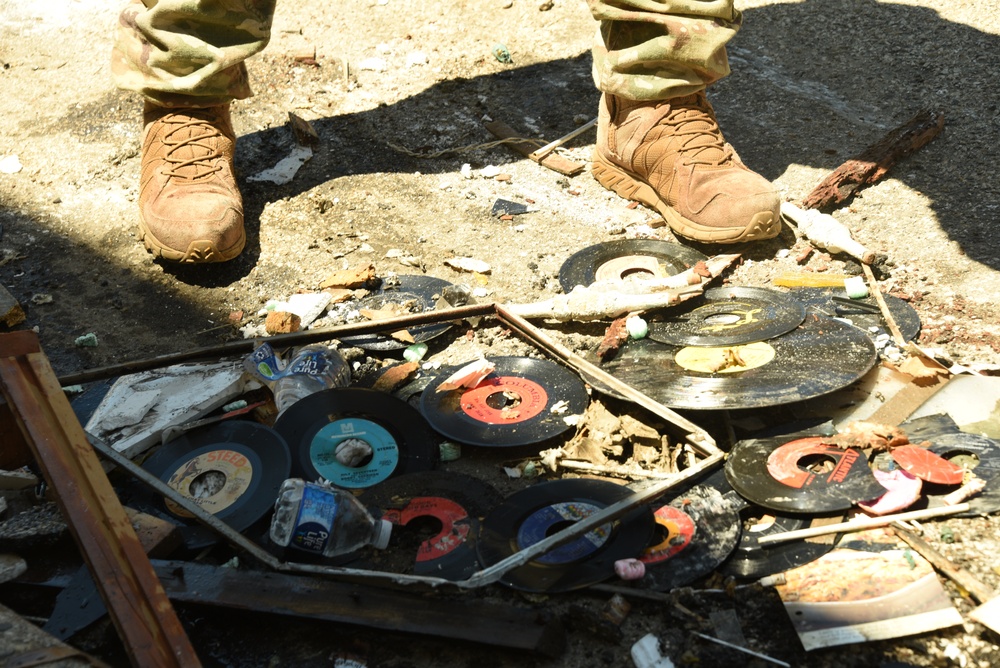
[2,0,1000,666]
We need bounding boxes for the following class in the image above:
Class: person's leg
[112,0,275,263]
[588,0,780,244]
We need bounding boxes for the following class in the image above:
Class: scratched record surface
[790,287,921,342]
[419,356,589,447]
[558,239,707,291]
[648,286,806,347]
[274,388,438,489]
[337,275,456,351]
[477,479,656,592]
[720,506,843,579]
[633,485,741,590]
[132,420,291,548]
[358,471,503,580]
[594,314,877,410]
[725,436,885,513]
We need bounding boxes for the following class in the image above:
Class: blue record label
[516,501,611,564]
[309,417,400,488]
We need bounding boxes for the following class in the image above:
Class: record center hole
[402,515,444,541]
[486,390,522,410]
[704,312,743,326]
[335,438,374,468]
[188,470,226,499]
[944,450,979,470]
[545,519,578,537]
[618,268,655,280]
[797,454,836,475]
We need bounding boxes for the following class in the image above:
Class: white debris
[247,146,313,185]
[481,164,501,178]
[0,155,22,174]
[357,57,387,71]
[631,634,674,668]
[445,256,491,274]
[406,51,429,66]
[460,163,473,179]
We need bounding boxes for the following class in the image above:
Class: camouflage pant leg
[587,0,741,101]
[111,0,276,108]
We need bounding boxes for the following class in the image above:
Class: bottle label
[286,350,329,377]
[291,484,338,554]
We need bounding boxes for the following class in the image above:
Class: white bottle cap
[373,519,393,550]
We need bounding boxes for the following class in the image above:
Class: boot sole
[591,154,779,244]
[139,219,246,264]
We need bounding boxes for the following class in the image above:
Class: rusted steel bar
[0,331,200,668]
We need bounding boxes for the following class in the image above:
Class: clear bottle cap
[373,519,393,550]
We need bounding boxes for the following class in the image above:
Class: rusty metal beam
[0,331,201,668]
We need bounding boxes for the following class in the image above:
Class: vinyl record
[790,287,921,342]
[726,436,885,513]
[337,275,456,351]
[633,485,741,590]
[927,433,1000,514]
[558,239,707,291]
[419,356,589,447]
[274,388,439,489]
[592,314,877,410]
[477,479,655,593]
[130,420,291,548]
[648,286,807,347]
[720,507,843,579]
[358,471,503,580]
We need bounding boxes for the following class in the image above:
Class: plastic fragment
[74,333,99,347]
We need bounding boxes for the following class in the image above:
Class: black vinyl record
[720,506,843,579]
[130,420,291,548]
[337,275,456,351]
[419,356,589,447]
[559,239,707,291]
[790,287,921,343]
[927,432,1000,514]
[274,388,439,489]
[632,485,741,590]
[648,286,807,347]
[725,436,885,513]
[592,314,877,410]
[477,479,655,593]
[358,471,503,580]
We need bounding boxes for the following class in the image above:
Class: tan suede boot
[593,92,780,244]
[138,103,245,263]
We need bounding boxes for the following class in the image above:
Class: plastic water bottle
[243,342,351,413]
[269,479,392,558]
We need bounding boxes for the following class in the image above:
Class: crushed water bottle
[269,479,392,558]
[243,342,351,414]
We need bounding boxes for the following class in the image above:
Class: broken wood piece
[0,331,200,667]
[596,316,629,359]
[505,254,739,322]
[861,263,906,346]
[483,119,586,176]
[319,263,377,289]
[288,112,319,146]
[0,602,110,668]
[528,117,596,161]
[891,524,995,604]
[152,560,566,657]
[0,284,25,327]
[756,503,970,546]
[781,202,875,264]
[802,108,945,210]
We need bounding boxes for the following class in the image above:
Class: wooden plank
[152,560,566,658]
[483,120,586,176]
[0,331,201,668]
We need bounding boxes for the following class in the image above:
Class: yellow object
[772,272,851,288]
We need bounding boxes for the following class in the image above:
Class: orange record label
[382,497,471,562]
[639,505,696,564]
[164,449,254,518]
[766,437,865,490]
[460,376,548,425]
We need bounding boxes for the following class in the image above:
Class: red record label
[382,496,472,562]
[639,506,696,564]
[766,437,867,489]
[460,376,549,425]
[891,445,965,485]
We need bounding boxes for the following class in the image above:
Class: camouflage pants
[112,0,736,107]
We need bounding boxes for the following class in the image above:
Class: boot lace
[657,97,732,166]
[160,112,227,180]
